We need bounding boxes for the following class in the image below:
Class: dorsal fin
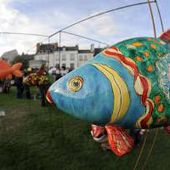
[159,29,170,43]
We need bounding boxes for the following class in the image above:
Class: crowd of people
[48,65,73,81]
[0,65,72,107]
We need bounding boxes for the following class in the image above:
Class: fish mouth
[46,90,54,104]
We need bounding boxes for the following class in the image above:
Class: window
[62,63,66,68]
[70,53,75,61]
[56,56,59,61]
[79,55,83,61]
[84,55,88,61]
[70,63,75,69]
[56,64,60,69]
[62,54,66,61]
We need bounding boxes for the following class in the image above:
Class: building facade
[31,43,103,69]
[1,50,18,63]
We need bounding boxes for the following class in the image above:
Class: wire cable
[155,0,165,32]
[24,1,155,54]
[49,1,156,38]
[62,31,109,46]
[0,32,48,37]
[147,0,157,38]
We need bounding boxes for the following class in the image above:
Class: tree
[12,54,34,69]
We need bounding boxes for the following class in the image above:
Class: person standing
[15,76,24,98]
[37,65,50,107]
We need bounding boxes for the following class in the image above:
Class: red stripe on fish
[103,46,154,128]
[140,76,149,104]
[140,99,154,128]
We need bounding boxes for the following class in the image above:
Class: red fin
[91,124,105,138]
[90,124,107,143]
[159,29,170,43]
[105,125,134,157]
[12,63,22,71]
[12,63,23,77]
[13,70,23,77]
[0,60,10,70]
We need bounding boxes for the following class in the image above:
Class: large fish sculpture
[46,30,170,156]
[0,60,23,79]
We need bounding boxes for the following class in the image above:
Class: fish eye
[68,76,84,92]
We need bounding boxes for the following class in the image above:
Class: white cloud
[0,1,119,56]
[57,14,118,47]
[0,0,157,57]
[0,0,53,56]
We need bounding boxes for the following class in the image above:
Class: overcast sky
[0,0,169,56]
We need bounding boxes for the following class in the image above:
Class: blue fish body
[48,51,145,128]
[48,35,170,129]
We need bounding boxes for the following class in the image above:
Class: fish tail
[159,29,170,43]
[12,63,23,77]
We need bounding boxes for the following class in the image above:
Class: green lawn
[0,88,170,170]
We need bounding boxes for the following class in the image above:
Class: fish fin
[13,70,23,77]
[12,63,23,77]
[105,125,134,157]
[90,124,107,143]
[159,29,170,43]
[0,60,10,70]
[12,63,22,71]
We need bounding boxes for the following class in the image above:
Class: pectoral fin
[12,63,23,77]
[105,125,134,157]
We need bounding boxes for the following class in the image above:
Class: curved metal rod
[155,0,165,32]
[58,31,62,69]
[49,1,156,38]
[147,0,157,37]
[0,31,48,37]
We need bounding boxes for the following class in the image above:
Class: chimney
[54,43,58,50]
[36,43,41,53]
[90,44,95,52]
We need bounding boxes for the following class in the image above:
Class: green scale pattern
[114,37,170,127]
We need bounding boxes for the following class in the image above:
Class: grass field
[0,88,170,170]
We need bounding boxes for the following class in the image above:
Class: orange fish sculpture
[0,59,23,79]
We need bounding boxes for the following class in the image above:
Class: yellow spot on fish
[147,65,154,72]
[151,44,157,49]
[144,51,150,58]
[135,56,143,62]
[157,104,164,113]
[131,42,143,47]
[154,95,161,104]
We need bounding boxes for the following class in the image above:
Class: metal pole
[155,0,164,32]
[58,31,62,72]
[147,0,157,37]
[49,1,156,38]
[48,37,50,68]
